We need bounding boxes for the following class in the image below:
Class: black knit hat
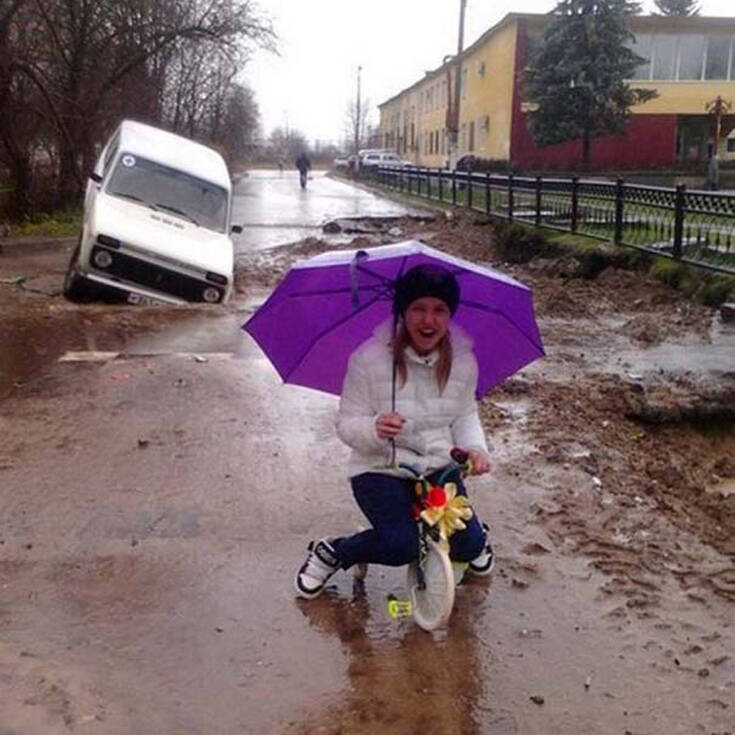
[393,264,460,317]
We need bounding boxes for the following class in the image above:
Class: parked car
[333,156,349,169]
[63,119,240,305]
[359,150,401,169]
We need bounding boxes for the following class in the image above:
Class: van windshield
[106,153,228,233]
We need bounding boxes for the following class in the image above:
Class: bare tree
[344,97,371,152]
[1,0,274,215]
[216,83,259,163]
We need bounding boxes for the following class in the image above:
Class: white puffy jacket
[336,320,490,479]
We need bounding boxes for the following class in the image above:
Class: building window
[469,121,475,152]
[705,34,732,80]
[652,34,677,80]
[678,34,705,80]
[631,34,653,80]
[728,138,735,153]
[630,32,734,81]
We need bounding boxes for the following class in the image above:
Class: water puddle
[231,170,429,252]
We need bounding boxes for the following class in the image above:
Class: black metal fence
[372,165,735,275]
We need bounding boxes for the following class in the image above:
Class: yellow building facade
[378,13,735,169]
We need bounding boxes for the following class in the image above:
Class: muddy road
[1,188,734,734]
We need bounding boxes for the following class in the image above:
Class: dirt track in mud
[1,211,734,734]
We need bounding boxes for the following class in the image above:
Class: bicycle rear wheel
[406,536,455,631]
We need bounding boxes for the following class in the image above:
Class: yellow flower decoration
[420,482,474,551]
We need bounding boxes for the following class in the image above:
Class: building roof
[117,120,231,190]
[378,12,735,110]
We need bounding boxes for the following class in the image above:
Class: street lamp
[355,65,362,158]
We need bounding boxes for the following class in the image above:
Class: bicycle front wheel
[406,536,455,631]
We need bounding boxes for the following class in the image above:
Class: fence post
[571,176,579,233]
[467,170,473,210]
[535,176,542,228]
[508,173,514,222]
[614,178,624,244]
[673,184,686,259]
[452,169,457,206]
[486,172,491,216]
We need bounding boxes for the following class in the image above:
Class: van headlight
[202,286,221,303]
[93,249,113,268]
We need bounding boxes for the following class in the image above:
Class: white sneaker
[295,539,340,599]
[468,524,495,577]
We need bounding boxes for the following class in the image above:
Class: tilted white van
[64,119,241,305]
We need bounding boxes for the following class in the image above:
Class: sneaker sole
[294,575,327,599]
[467,554,495,577]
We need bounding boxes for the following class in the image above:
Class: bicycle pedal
[387,595,413,618]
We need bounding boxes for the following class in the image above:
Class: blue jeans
[332,470,486,569]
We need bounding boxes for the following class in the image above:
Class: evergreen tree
[653,0,700,15]
[523,0,657,169]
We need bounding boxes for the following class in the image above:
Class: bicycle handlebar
[398,447,472,484]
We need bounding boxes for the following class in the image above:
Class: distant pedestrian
[705,155,719,191]
[295,152,311,189]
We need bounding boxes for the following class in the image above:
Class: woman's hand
[375,412,406,439]
[466,449,492,476]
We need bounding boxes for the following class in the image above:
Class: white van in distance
[64,119,241,305]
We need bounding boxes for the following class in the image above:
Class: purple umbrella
[243,240,544,398]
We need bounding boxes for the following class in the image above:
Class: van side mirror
[231,224,243,234]
[89,172,103,184]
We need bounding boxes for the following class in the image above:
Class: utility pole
[355,65,362,157]
[447,0,467,170]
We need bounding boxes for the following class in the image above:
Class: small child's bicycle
[356,448,474,632]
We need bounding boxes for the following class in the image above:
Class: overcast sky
[246,0,735,147]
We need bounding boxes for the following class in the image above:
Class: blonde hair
[392,321,453,393]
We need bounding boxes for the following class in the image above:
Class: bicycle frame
[399,449,472,591]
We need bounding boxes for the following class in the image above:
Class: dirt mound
[485,371,735,603]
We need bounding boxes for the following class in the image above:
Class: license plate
[127,292,165,306]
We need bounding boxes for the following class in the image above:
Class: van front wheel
[62,242,94,302]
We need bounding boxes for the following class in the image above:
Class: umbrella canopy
[243,240,544,397]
